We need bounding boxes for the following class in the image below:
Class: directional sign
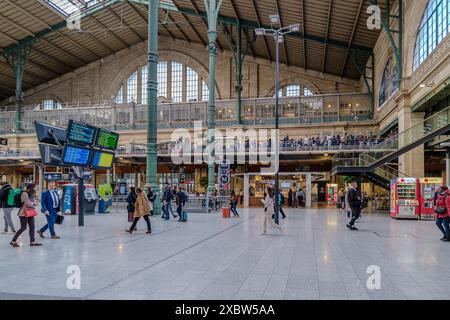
[219,161,231,194]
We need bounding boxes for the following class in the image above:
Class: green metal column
[205,0,223,195]
[2,43,33,133]
[236,23,242,125]
[146,0,161,214]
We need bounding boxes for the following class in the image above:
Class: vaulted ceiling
[0,0,385,100]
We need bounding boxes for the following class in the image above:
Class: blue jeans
[39,211,57,236]
[230,202,239,216]
[162,203,169,220]
[168,200,176,217]
[436,217,450,239]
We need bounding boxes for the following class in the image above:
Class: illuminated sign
[94,128,119,151]
[67,120,97,146]
[90,150,114,169]
[62,144,91,166]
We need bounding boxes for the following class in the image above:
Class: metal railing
[0,93,372,135]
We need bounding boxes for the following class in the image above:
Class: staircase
[333,106,450,186]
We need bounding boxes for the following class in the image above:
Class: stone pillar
[306,173,312,208]
[397,95,425,177]
[244,173,249,207]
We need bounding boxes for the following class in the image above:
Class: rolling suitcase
[222,207,231,218]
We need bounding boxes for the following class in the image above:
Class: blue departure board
[62,144,91,166]
[67,120,97,146]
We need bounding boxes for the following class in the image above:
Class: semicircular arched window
[115,61,209,104]
[413,0,450,71]
[277,85,315,97]
[379,56,399,107]
[34,99,63,110]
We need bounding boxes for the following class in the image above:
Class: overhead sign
[95,128,119,151]
[44,172,62,181]
[35,121,67,146]
[62,144,92,167]
[90,150,114,169]
[39,144,63,166]
[67,120,97,146]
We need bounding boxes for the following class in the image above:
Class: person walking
[0,181,16,234]
[10,183,42,247]
[346,180,361,231]
[161,183,173,220]
[126,188,152,234]
[288,189,292,207]
[291,189,297,208]
[37,181,61,239]
[434,186,450,242]
[339,188,346,210]
[175,186,188,222]
[147,186,156,215]
[274,190,287,219]
[262,187,281,234]
[126,187,138,229]
[298,188,305,207]
[230,191,239,218]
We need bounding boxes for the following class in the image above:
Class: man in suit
[37,182,61,239]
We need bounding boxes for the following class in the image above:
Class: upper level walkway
[0,93,371,135]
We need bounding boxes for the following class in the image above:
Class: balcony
[0,93,372,135]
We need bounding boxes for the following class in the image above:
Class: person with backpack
[230,191,239,218]
[176,186,188,222]
[10,183,42,247]
[0,181,16,234]
[278,190,287,219]
[434,186,450,242]
[125,188,151,234]
[126,187,138,230]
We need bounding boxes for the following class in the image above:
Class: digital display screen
[67,120,97,146]
[39,144,63,166]
[90,150,114,169]
[95,128,119,151]
[62,144,91,166]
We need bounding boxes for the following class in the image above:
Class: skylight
[40,0,98,17]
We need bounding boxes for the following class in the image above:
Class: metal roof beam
[322,0,332,73]
[107,6,145,42]
[340,0,364,77]
[250,0,272,62]
[174,5,373,54]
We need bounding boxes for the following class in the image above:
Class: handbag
[23,207,37,218]
[55,214,64,225]
[434,207,447,215]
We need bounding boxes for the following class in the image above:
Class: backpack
[13,190,24,208]
[8,188,22,207]
[182,190,189,203]
[280,193,285,205]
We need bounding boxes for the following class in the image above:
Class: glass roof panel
[40,0,87,17]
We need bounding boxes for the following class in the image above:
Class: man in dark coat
[346,180,361,231]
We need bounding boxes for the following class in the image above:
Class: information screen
[95,128,119,151]
[62,144,91,166]
[67,120,97,146]
[90,150,114,169]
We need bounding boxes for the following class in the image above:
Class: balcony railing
[0,93,372,135]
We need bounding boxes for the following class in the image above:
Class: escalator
[332,106,450,185]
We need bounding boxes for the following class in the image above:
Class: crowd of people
[2,174,450,245]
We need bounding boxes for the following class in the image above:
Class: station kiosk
[418,177,442,220]
[390,178,420,219]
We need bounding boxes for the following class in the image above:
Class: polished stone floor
[0,207,449,300]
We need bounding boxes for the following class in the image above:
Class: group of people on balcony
[281,132,389,150]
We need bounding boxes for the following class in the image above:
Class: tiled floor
[0,207,449,300]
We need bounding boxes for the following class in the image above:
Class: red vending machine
[418,177,442,220]
[326,183,338,205]
[390,178,420,219]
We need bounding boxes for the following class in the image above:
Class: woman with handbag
[434,186,450,242]
[125,188,152,234]
[10,183,42,247]
[262,187,281,235]
[126,187,137,230]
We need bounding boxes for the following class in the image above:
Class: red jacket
[435,191,450,218]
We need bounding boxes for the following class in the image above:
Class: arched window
[277,85,315,97]
[34,99,63,110]
[379,56,399,107]
[414,0,450,70]
[115,61,209,104]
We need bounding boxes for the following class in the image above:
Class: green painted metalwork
[370,0,403,89]
[2,42,34,132]
[348,49,375,118]
[146,0,161,215]
[220,23,256,125]
[204,0,223,196]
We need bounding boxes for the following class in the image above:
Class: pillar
[397,95,425,177]
[446,148,450,185]
[306,173,312,208]
[244,173,249,207]
[146,0,161,214]
[38,164,44,198]
[106,169,111,184]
